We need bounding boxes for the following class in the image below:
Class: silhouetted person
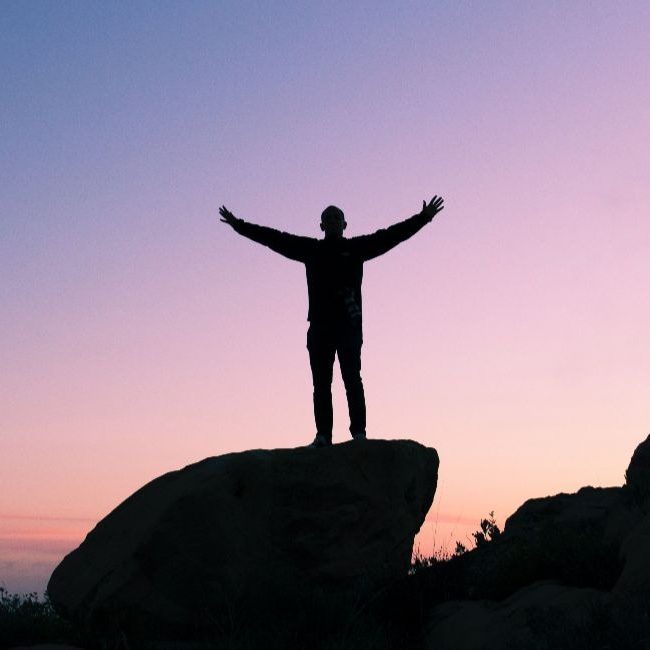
[219,196,445,447]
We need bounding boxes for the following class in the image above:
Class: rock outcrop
[424,434,650,650]
[626,433,650,505]
[47,439,438,635]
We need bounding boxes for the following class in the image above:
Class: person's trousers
[307,321,366,440]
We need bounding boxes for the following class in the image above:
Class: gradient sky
[2,1,649,594]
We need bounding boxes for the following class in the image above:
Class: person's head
[320,205,346,238]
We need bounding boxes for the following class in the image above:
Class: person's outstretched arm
[219,205,312,262]
[353,196,444,261]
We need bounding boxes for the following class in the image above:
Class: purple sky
[2,1,649,594]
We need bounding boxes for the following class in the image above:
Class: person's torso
[304,238,363,324]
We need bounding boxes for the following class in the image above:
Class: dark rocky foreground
[47,439,438,646]
[38,435,650,649]
[421,434,650,649]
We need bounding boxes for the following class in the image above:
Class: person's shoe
[309,434,332,448]
[351,431,367,440]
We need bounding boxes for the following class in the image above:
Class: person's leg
[337,324,366,438]
[307,325,336,442]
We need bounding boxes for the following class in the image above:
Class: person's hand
[421,195,444,222]
[219,205,239,226]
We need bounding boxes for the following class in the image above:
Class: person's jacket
[231,211,431,326]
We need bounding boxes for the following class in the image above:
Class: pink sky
[2,3,649,593]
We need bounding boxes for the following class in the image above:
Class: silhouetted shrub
[410,510,501,571]
[0,586,76,647]
[472,510,501,548]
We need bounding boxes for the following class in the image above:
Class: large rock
[48,439,438,633]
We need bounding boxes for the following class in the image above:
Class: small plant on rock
[472,510,501,548]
